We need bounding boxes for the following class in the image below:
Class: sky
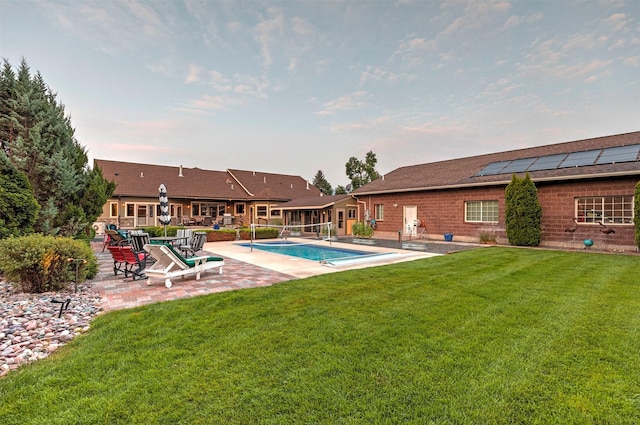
[1,0,639,189]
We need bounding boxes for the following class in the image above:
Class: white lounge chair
[144,243,224,288]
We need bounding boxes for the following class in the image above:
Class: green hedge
[0,234,97,293]
[239,227,280,240]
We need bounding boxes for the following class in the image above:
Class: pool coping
[204,238,441,279]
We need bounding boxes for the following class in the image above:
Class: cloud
[292,16,314,36]
[177,94,246,114]
[254,7,285,68]
[604,13,627,31]
[359,66,415,83]
[185,63,202,84]
[440,0,511,36]
[502,12,543,29]
[315,91,368,115]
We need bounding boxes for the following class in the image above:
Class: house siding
[357,176,637,250]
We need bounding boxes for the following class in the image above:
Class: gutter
[353,170,640,196]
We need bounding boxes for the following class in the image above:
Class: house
[94,160,322,231]
[351,132,640,250]
[277,194,354,236]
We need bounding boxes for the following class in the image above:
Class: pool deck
[91,238,443,311]
[209,238,440,278]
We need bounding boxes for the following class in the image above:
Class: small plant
[352,221,374,238]
[0,234,97,293]
[479,232,497,244]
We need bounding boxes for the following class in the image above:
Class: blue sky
[1,0,638,188]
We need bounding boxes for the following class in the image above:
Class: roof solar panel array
[475,144,640,177]
[597,144,640,165]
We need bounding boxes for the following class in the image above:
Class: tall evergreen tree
[345,151,381,190]
[634,180,640,249]
[505,172,542,246]
[0,58,114,238]
[312,170,333,195]
[0,152,39,238]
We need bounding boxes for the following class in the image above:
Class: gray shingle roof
[353,132,640,195]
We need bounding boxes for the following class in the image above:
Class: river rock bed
[0,280,104,377]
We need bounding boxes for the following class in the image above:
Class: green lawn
[1,248,639,424]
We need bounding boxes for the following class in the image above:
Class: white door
[404,205,418,236]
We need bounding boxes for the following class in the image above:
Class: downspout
[353,195,367,222]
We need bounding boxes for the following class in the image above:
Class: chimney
[306,181,309,190]
[263,176,267,183]
[179,165,183,177]
[140,172,144,178]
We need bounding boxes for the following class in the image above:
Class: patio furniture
[106,245,147,280]
[179,232,207,257]
[144,243,224,288]
[130,232,152,263]
[182,216,195,226]
[176,229,193,245]
[102,228,130,252]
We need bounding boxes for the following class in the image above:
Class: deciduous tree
[345,151,380,190]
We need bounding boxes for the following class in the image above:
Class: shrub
[505,172,542,246]
[208,229,237,242]
[352,221,374,238]
[0,234,97,293]
[634,181,640,249]
[479,232,497,244]
[239,227,280,240]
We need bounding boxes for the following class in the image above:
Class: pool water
[238,241,371,261]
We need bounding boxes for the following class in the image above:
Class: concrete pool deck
[205,238,441,279]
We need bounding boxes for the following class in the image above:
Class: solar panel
[500,157,538,174]
[476,161,511,176]
[558,149,601,168]
[596,144,640,165]
[527,154,567,171]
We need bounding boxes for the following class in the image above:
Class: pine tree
[312,170,333,195]
[505,172,542,246]
[634,180,640,249]
[0,153,39,238]
[0,58,114,238]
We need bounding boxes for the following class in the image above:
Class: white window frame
[576,196,634,224]
[235,203,246,215]
[465,200,498,223]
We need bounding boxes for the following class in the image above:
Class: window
[347,208,357,219]
[577,196,634,224]
[256,205,268,217]
[235,203,245,215]
[270,209,281,217]
[126,204,135,217]
[110,202,118,217]
[374,204,384,221]
[465,200,498,223]
[192,203,200,216]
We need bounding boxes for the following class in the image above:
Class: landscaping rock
[0,280,104,377]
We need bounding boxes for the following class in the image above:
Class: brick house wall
[356,176,637,250]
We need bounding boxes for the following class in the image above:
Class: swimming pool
[238,241,384,262]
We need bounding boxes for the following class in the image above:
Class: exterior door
[404,205,418,236]
[346,207,357,235]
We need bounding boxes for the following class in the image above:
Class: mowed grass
[1,248,639,424]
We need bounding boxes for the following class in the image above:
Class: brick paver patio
[91,241,295,311]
